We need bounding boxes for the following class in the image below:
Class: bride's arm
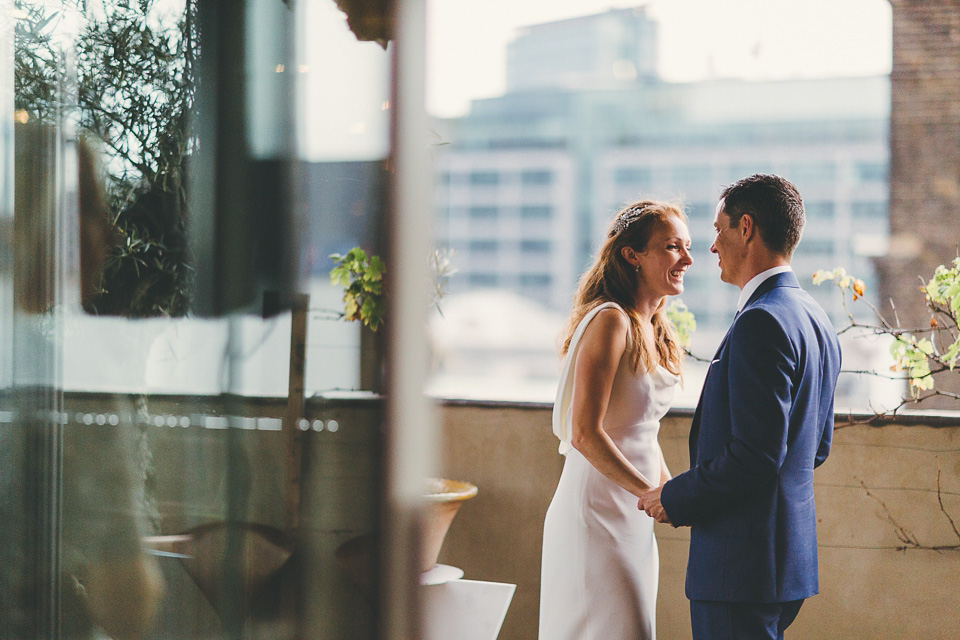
[570,308,655,499]
[658,445,672,486]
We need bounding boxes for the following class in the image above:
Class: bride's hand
[638,487,672,525]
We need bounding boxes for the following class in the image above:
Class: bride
[540,200,693,640]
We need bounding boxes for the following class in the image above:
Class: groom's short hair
[720,174,804,256]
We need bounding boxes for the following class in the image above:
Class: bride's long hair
[561,200,687,376]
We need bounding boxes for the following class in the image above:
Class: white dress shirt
[737,265,793,311]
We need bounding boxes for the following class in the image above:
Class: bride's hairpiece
[610,205,647,238]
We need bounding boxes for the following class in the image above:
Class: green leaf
[367,255,385,280]
[344,295,359,320]
[665,299,696,348]
[945,280,960,300]
[944,340,960,368]
[330,266,351,287]
[915,338,934,356]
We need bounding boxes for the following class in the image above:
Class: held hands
[638,486,673,526]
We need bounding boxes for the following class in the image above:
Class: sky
[425,0,893,118]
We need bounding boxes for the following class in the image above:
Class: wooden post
[284,294,309,531]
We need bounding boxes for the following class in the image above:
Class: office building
[433,8,889,332]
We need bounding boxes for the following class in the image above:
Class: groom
[640,174,841,639]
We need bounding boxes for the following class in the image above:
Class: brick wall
[879,1,960,407]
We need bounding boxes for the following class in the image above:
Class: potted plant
[329,247,472,575]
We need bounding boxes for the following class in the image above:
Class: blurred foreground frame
[188,0,301,318]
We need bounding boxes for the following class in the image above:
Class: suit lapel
[687,271,801,464]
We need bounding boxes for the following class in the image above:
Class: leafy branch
[814,260,960,417]
[16,0,197,317]
[666,299,697,353]
[329,248,386,332]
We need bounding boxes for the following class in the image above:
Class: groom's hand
[638,487,672,526]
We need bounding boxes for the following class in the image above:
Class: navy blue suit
[661,272,841,613]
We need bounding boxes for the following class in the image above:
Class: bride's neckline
[654,363,681,384]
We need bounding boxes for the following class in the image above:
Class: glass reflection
[4,0,397,638]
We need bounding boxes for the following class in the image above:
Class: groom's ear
[739,214,756,243]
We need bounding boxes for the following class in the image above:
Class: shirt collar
[737,265,792,311]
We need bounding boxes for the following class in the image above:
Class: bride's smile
[634,216,694,300]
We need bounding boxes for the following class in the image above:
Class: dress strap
[552,301,625,454]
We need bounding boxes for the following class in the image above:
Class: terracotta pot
[335,478,479,597]
[420,478,478,573]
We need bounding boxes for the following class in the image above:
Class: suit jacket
[661,271,841,603]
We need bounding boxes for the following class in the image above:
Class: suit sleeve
[661,309,795,527]
[814,367,836,468]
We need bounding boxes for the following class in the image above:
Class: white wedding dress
[540,302,678,640]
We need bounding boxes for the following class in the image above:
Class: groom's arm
[660,309,796,527]
[814,396,834,468]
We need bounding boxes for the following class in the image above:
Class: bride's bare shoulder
[583,306,630,342]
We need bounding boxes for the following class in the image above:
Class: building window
[687,202,713,220]
[470,171,499,186]
[799,238,835,254]
[671,164,711,186]
[520,240,551,253]
[469,206,498,219]
[613,166,651,186]
[855,162,887,183]
[469,272,499,287]
[521,169,553,186]
[852,201,887,220]
[519,273,552,287]
[728,164,774,182]
[520,205,552,219]
[469,240,499,253]
[788,162,835,186]
[805,202,835,219]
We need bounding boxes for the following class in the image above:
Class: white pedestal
[421,569,516,640]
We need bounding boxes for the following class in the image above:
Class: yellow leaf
[852,279,865,300]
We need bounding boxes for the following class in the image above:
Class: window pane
[521,169,552,185]
[614,166,651,186]
[469,171,499,185]
[469,206,498,219]
[855,161,887,183]
[520,240,551,253]
[520,205,551,219]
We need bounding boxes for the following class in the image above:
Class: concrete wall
[437,401,960,640]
